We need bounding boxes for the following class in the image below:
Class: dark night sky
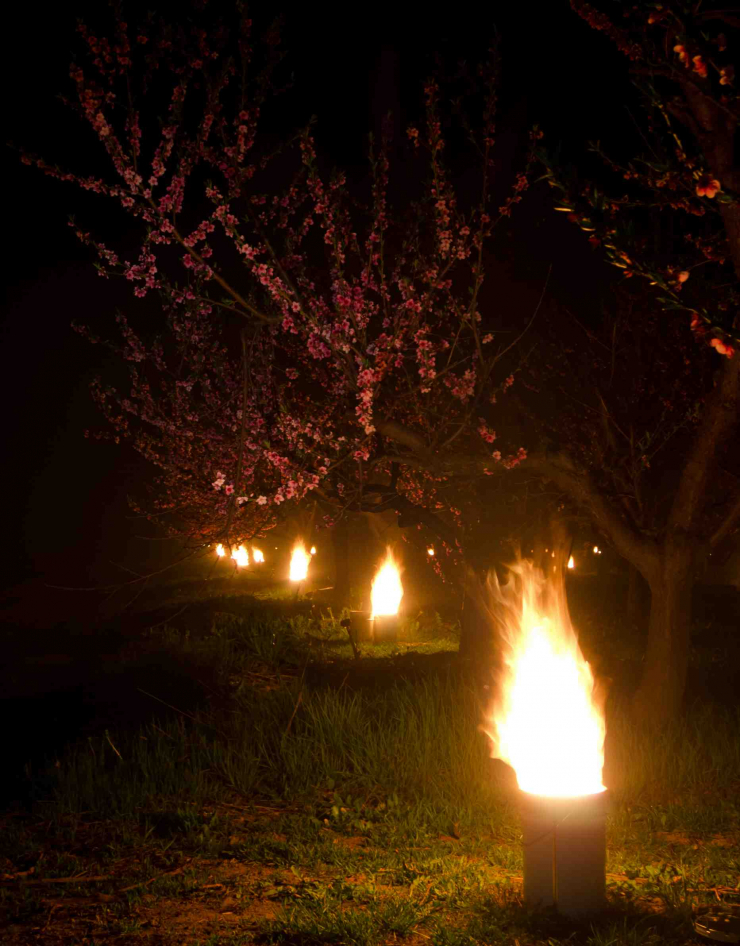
[1,1,629,593]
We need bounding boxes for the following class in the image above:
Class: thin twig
[119,861,190,893]
[136,689,228,738]
[283,691,303,737]
[0,875,112,886]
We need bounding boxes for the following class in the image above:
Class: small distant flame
[215,544,226,558]
[483,559,606,797]
[371,547,403,618]
[252,548,265,563]
[427,547,435,557]
[568,555,575,569]
[232,545,249,567]
[290,541,310,581]
[310,546,316,555]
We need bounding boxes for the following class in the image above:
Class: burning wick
[231,545,249,568]
[215,544,226,558]
[567,555,575,569]
[252,548,265,563]
[371,547,403,618]
[290,541,310,581]
[427,547,435,557]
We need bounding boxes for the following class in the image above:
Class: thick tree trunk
[458,569,497,688]
[626,561,650,628]
[631,541,694,726]
[331,518,351,609]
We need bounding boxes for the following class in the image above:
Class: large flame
[232,545,249,567]
[371,547,404,618]
[290,541,310,581]
[483,559,606,797]
[252,547,265,563]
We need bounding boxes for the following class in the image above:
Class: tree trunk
[331,518,351,609]
[458,569,497,687]
[631,541,694,726]
[626,561,650,628]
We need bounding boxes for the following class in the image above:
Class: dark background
[1,1,627,596]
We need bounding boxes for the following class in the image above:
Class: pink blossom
[709,337,735,358]
[696,176,721,198]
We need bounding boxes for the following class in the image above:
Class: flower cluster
[23,7,537,557]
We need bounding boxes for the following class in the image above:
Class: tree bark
[457,568,496,683]
[331,518,351,609]
[626,561,650,628]
[631,539,694,726]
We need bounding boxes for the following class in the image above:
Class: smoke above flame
[482,558,606,798]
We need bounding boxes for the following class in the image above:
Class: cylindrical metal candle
[372,614,399,643]
[348,610,374,642]
[519,789,608,917]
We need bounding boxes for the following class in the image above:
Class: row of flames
[219,534,605,800]
[290,540,404,619]
[215,543,265,567]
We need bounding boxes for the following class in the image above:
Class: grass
[1,597,739,945]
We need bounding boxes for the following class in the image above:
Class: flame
[310,546,316,555]
[252,548,265,563]
[483,559,606,797]
[215,544,226,558]
[567,555,575,569]
[290,541,310,581]
[232,545,249,567]
[427,547,435,557]
[371,547,403,618]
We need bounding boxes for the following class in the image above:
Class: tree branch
[709,484,740,549]
[668,355,740,538]
[375,419,431,459]
[354,485,461,551]
[523,452,658,577]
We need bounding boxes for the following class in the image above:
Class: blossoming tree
[520,1,740,724]
[22,8,532,615]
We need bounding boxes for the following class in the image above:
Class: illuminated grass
[3,611,739,946]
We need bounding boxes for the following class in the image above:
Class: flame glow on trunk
[215,544,226,557]
[232,545,249,567]
[370,547,403,618]
[252,548,265,563]
[290,541,310,581]
[482,559,606,797]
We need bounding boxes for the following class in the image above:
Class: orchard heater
[520,789,608,917]
[480,557,611,919]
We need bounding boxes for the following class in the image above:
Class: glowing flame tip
[290,541,310,581]
[483,558,605,798]
[371,547,403,618]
